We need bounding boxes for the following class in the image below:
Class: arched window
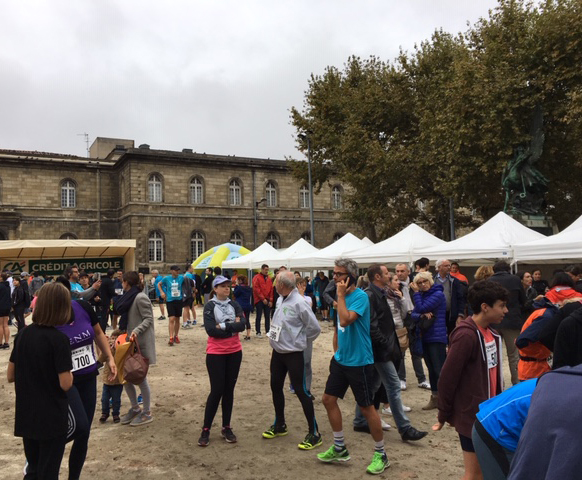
[148,231,164,262]
[333,232,343,242]
[331,186,343,210]
[229,179,242,206]
[266,232,279,249]
[265,181,277,207]
[299,185,310,209]
[190,231,205,261]
[148,174,163,203]
[190,177,204,205]
[301,231,311,242]
[61,179,76,208]
[60,233,78,240]
[230,232,243,246]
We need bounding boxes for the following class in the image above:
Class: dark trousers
[14,305,26,331]
[255,302,270,334]
[203,351,242,429]
[422,342,447,393]
[66,377,96,480]
[23,435,67,480]
[101,384,123,416]
[97,306,109,331]
[398,349,427,383]
[270,350,318,434]
[243,309,251,331]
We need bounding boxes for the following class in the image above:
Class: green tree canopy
[289,0,582,240]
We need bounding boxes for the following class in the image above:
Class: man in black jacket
[434,259,467,335]
[97,269,116,331]
[352,264,427,442]
[488,260,526,385]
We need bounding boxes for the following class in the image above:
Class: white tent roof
[347,224,445,265]
[416,212,545,265]
[252,238,319,269]
[361,237,374,246]
[562,215,582,233]
[0,239,136,259]
[290,233,371,269]
[221,242,279,269]
[513,226,582,263]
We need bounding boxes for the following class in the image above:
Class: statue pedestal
[512,214,558,236]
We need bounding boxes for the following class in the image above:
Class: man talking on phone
[317,258,390,475]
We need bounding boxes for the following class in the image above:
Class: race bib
[267,324,282,342]
[171,281,180,298]
[485,340,498,370]
[71,344,96,372]
[115,288,123,295]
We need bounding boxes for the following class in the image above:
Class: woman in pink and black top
[198,275,246,447]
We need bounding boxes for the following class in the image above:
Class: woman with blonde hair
[474,265,494,281]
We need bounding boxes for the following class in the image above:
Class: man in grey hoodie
[262,271,322,451]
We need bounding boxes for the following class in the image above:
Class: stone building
[0,137,360,270]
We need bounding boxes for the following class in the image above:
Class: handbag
[419,313,436,332]
[123,337,149,385]
[396,327,409,350]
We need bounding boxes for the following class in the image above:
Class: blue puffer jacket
[412,284,448,344]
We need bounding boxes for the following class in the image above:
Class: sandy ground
[0,304,512,479]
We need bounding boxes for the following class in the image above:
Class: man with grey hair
[318,258,390,475]
[395,263,430,390]
[262,270,322,451]
[434,258,467,335]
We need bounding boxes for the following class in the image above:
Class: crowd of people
[4,257,582,479]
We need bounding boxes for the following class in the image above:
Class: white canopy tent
[0,239,136,274]
[347,224,445,266]
[290,233,372,269]
[221,242,279,270]
[562,215,582,233]
[416,212,545,265]
[513,226,582,264]
[250,238,319,269]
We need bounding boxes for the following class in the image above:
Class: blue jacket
[412,284,448,344]
[233,285,253,311]
[476,379,536,452]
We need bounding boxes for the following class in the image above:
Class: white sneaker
[418,381,431,390]
[382,405,412,416]
[400,380,407,391]
[381,420,391,431]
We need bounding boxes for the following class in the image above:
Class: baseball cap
[212,275,231,288]
[20,271,29,276]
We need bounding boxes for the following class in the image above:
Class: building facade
[0,138,360,271]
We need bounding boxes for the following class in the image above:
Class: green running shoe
[366,452,390,475]
[298,432,323,450]
[262,424,288,439]
[317,444,350,463]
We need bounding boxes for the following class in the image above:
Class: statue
[502,106,549,215]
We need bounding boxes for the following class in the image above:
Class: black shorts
[459,433,475,453]
[182,297,194,309]
[166,301,183,318]
[157,297,165,305]
[324,357,376,407]
[0,309,10,317]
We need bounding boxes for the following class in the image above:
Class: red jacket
[437,317,503,438]
[545,286,582,304]
[252,273,273,305]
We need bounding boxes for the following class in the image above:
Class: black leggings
[23,435,67,480]
[203,351,242,429]
[66,377,96,480]
[243,309,251,331]
[14,305,26,332]
[270,350,318,434]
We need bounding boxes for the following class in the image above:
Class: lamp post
[254,197,267,248]
[298,132,315,246]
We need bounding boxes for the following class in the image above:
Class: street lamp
[254,197,267,248]
[298,132,315,246]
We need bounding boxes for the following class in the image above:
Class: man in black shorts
[317,258,390,475]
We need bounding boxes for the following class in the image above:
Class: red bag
[123,337,149,385]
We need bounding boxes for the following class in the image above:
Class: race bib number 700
[71,344,96,372]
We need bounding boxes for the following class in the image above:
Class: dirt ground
[0,304,512,479]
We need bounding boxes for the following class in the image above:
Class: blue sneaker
[137,394,143,405]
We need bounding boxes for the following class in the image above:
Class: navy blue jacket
[508,365,582,479]
[433,274,467,320]
[412,284,448,344]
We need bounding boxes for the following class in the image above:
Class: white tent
[513,226,582,263]
[416,212,545,265]
[347,224,445,266]
[361,237,374,246]
[290,233,371,269]
[562,215,582,233]
[252,238,319,269]
[221,242,279,270]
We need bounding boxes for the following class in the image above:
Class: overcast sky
[1,0,499,160]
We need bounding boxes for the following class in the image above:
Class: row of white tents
[222,212,582,270]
